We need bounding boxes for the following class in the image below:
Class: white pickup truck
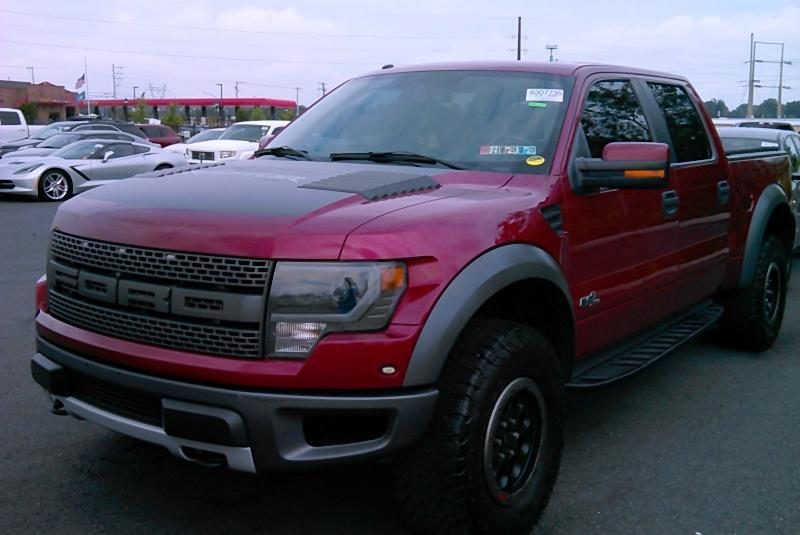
[0,108,29,143]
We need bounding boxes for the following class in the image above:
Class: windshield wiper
[329,151,463,170]
[253,146,313,160]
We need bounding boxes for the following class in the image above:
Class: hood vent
[299,170,440,201]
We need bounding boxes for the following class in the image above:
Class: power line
[0,39,380,66]
[0,8,477,40]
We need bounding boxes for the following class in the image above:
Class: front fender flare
[403,244,573,387]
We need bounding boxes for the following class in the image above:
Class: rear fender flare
[739,183,790,288]
[403,244,573,387]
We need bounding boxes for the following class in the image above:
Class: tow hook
[49,395,68,416]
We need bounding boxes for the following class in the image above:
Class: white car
[185,121,288,163]
[164,128,225,155]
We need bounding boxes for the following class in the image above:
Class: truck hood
[52,159,513,259]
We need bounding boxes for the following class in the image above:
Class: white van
[0,108,29,143]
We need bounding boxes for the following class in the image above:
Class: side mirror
[102,151,114,163]
[574,142,670,191]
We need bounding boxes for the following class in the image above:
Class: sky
[1,0,799,109]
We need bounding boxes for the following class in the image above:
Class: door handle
[662,190,679,219]
[717,180,730,206]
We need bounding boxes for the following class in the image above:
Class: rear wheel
[719,235,788,351]
[394,319,565,534]
[37,169,72,201]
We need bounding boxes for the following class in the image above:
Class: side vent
[541,205,563,234]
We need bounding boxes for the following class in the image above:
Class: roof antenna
[381,64,394,70]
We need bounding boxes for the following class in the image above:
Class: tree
[703,98,729,118]
[279,109,296,121]
[161,103,184,131]
[729,103,748,118]
[19,102,36,124]
[784,101,800,118]
[130,99,147,123]
[235,107,251,122]
[249,107,265,121]
[756,98,777,118]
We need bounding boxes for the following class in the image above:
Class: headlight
[267,261,406,357]
[219,150,237,158]
[14,163,44,174]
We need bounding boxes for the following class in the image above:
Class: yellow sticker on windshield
[526,155,546,166]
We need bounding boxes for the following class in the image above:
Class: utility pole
[294,87,301,117]
[545,44,558,62]
[516,17,522,61]
[133,85,139,100]
[26,66,34,84]
[235,81,243,98]
[318,82,327,97]
[750,37,792,118]
[112,64,124,98]
[747,33,755,119]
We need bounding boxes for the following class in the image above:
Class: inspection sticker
[525,88,564,102]
[480,145,537,155]
[526,155,546,166]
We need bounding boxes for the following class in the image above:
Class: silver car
[7,131,155,159]
[0,139,187,201]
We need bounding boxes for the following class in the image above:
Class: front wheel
[394,319,565,534]
[37,169,72,201]
[719,235,788,351]
[154,164,173,171]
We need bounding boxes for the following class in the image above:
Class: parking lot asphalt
[1,195,798,534]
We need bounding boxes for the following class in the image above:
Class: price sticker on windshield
[526,88,564,102]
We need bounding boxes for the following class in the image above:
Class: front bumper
[32,336,438,473]
[0,176,36,196]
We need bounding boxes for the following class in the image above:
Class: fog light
[274,321,326,354]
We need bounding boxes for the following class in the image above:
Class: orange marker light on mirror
[623,169,665,179]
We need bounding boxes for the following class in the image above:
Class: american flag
[75,74,85,89]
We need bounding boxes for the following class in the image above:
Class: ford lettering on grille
[47,231,270,358]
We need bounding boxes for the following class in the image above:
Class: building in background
[0,80,79,123]
[91,97,297,127]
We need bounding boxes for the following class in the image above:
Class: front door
[563,78,681,358]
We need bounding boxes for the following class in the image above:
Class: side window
[581,80,652,158]
[0,111,22,125]
[132,145,150,154]
[647,82,712,162]
[107,143,135,158]
[76,124,115,131]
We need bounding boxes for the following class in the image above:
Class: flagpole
[84,57,90,116]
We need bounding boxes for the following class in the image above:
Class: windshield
[38,133,80,149]
[187,129,224,144]
[52,140,110,160]
[219,124,269,142]
[33,123,71,140]
[276,70,574,173]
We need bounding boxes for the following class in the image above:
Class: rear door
[564,78,681,357]
[641,81,730,310]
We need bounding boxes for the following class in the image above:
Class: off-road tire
[394,319,565,535]
[719,235,788,351]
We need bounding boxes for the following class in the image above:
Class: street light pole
[26,66,35,84]
[545,44,558,62]
[216,83,223,125]
[133,85,139,100]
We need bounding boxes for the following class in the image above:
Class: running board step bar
[566,302,724,388]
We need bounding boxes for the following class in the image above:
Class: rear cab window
[0,111,22,125]
[646,82,712,163]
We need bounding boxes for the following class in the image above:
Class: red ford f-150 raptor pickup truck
[32,62,794,534]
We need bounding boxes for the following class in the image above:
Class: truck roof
[359,61,688,83]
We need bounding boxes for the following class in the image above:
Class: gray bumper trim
[56,395,257,473]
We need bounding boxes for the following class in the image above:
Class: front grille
[69,370,162,426]
[51,231,271,288]
[191,151,215,161]
[49,291,262,358]
[48,231,271,358]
